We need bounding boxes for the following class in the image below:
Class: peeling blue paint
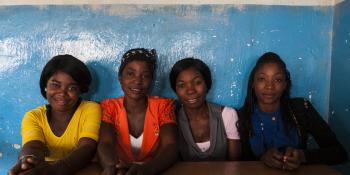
[0,4,340,174]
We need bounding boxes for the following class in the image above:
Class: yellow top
[21,101,101,161]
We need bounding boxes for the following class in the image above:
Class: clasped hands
[102,161,153,175]
[8,154,55,175]
[261,147,306,171]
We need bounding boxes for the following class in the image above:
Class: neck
[257,102,280,113]
[50,108,76,122]
[183,102,208,120]
[124,96,148,113]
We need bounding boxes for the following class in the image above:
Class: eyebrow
[125,67,151,73]
[177,74,202,82]
[49,79,79,86]
[257,72,284,75]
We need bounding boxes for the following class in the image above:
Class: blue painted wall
[0,4,337,174]
[330,0,350,174]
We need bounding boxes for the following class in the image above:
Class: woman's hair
[118,48,157,78]
[238,52,294,138]
[39,54,92,98]
[169,57,212,92]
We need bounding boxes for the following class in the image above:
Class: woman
[169,58,241,161]
[98,48,177,175]
[8,55,101,175]
[238,52,347,170]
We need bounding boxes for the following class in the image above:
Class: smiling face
[175,68,207,109]
[119,60,152,100]
[253,63,287,112]
[46,71,81,113]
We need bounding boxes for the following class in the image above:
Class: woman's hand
[125,163,152,175]
[282,147,306,171]
[101,165,117,175]
[261,148,284,169]
[8,155,41,175]
[12,161,53,175]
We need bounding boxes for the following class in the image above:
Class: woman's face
[253,63,287,110]
[119,60,152,100]
[46,71,80,113]
[175,68,207,109]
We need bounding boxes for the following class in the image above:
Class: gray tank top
[177,102,227,161]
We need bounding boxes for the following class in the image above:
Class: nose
[134,74,143,84]
[56,86,69,95]
[186,83,196,95]
[265,80,275,89]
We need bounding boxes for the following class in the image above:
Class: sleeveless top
[177,102,227,161]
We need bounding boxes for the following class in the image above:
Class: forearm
[20,141,47,161]
[144,142,178,174]
[98,141,118,169]
[52,140,97,174]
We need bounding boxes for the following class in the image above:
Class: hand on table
[261,148,284,169]
[8,155,41,175]
[282,147,306,171]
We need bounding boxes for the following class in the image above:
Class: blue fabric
[249,107,299,157]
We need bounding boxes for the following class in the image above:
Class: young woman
[98,48,177,175]
[169,58,241,161]
[8,55,101,175]
[238,52,347,170]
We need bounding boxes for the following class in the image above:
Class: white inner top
[130,133,143,157]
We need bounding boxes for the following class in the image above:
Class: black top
[238,98,348,165]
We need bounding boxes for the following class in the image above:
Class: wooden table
[162,161,342,175]
[75,161,342,175]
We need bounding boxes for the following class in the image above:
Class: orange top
[101,96,176,164]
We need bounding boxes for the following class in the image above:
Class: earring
[44,88,47,92]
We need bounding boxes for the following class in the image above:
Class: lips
[54,98,69,106]
[262,94,274,98]
[185,97,201,104]
[130,87,143,93]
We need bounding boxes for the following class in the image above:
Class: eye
[275,79,282,82]
[125,71,135,77]
[142,73,151,79]
[176,82,185,89]
[274,77,285,83]
[67,85,79,92]
[48,82,60,89]
[256,77,265,82]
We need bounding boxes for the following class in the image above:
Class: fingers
[8,156,39,175]
[125,164,147,175]
[282,147,302,171]
[124,165,138,175]
[8,162,22,175]
[25,157,40,165]
[262,148,284,169]
[116,168,127,175]
[20,156,41,171]
[284,147,294,157]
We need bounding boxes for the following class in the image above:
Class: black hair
[238,52,295,138]
[39,54,92,98]
[169,57,212,92]
[118,48,157,78]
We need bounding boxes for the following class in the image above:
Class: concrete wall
[0,1,343,174]
[330,0,350,174]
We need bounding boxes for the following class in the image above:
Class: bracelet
[19,154,38,162]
